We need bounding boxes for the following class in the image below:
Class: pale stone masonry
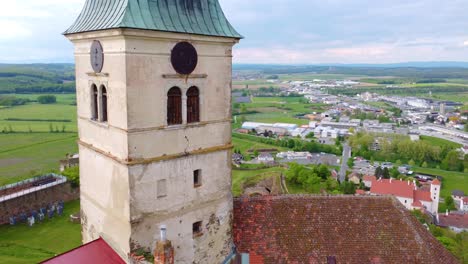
[65,1,241,261]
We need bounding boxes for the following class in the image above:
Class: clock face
[90,40,104,73]
[171,42,198,75]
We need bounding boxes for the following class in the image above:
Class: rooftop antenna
[160,225,167,242]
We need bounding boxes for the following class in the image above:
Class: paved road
[339,144,351,183]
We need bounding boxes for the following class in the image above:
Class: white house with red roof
[370,178,440,214]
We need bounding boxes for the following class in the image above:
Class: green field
[413,167,468,198]
[420,135,462,149]
[232,137,286,154]
[0,94,77,133]
[239,97,325,125]
[0,133,78,186]
[0,200,81,264]
[0,94,78,186]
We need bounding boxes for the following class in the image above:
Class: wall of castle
[79,145,132,260]
[0,183,78,225]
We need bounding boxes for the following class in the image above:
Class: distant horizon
[3,61,468,69]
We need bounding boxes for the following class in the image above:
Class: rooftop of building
[41,238,125,264]
[438,213,468,229]
[64,0,242,39]
[233,195,458,263]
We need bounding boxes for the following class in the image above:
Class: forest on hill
[0,64,75,94]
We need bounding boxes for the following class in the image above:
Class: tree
[375,166,383,178]
[445,195,457,211]
[253,149,259,157]
[382,167,390,179]
[422,161,428,168]
[442,150,464,172]
[408,159,416,166]
[37,95,57,104]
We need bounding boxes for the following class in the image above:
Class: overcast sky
[1,0,468,64]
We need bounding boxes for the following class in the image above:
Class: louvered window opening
[167,87,182,125]
[91,85,98,120]
[101,86,108,122]
[187,86,200,123]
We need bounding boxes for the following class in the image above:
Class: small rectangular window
[157,179,167,198]
[194,170,202,188]
[193,221,203,237]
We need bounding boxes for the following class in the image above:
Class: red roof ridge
[432,179,441,185]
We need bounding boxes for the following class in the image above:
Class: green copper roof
[64,0,242,39]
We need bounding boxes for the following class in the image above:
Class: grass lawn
[420,135,462,149]
[232,137,286,154]
[0,103,77,133]
[0,133,78,186]
[239,96,325,125]
[412,167,467,198]
[232,167,285,197]
[0,200,81,264]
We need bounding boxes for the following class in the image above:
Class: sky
[1,0,468,64]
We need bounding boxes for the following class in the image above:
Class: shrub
[37,95,57,104]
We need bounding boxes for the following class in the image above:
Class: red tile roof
[41,238,125,264]
[414,190,432,202]
[463,197,468,205]
[356,189,366,195]
[233,195,458,264]
[432,179,441,186]
[412,201,423,207]
[370,179,415,198]
[438,213,468,229]
[363,175,376,182]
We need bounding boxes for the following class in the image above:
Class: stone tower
[64,0,241,263]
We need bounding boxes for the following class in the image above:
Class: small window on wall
[193,221,203,238]
[101,85,108,122]
[187,86,200,123]
[167,87,182,125]
[157,179,167,198]
[194,170,202,188]
[91,84,98,120]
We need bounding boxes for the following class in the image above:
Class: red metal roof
[41,238,125,264]
[432,179,441,186]
[370,179,415,199]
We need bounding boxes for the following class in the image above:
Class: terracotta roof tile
[432,179,441,185]
[370,179,415,198]
[438,214,468,229]
[414,189,432,202]
[363,175,376,182]
[233,195,459,264]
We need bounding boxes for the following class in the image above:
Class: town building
[437,212,468,233]
[370,178,440,215]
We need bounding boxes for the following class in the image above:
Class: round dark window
[171,42,198,75]
[90,40,104,73]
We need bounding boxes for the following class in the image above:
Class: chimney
[154,226,174,264]
[390,178,392,183]
[446,209,449,217]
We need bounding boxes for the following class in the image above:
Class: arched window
[91,84,98,120]
[187,86,200,123]
[101,85,108,122]
[167,87,182,125]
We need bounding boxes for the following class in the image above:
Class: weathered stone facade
[67,29,238,263]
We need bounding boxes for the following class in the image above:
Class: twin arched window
[167,86,199,126]
[91,84,108,122]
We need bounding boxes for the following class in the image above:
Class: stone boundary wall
[0,182,79,225]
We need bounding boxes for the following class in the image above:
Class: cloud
[0,21,32,40]
[1,0,468,63]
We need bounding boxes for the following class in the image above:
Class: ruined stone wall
[0,183,79,225]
